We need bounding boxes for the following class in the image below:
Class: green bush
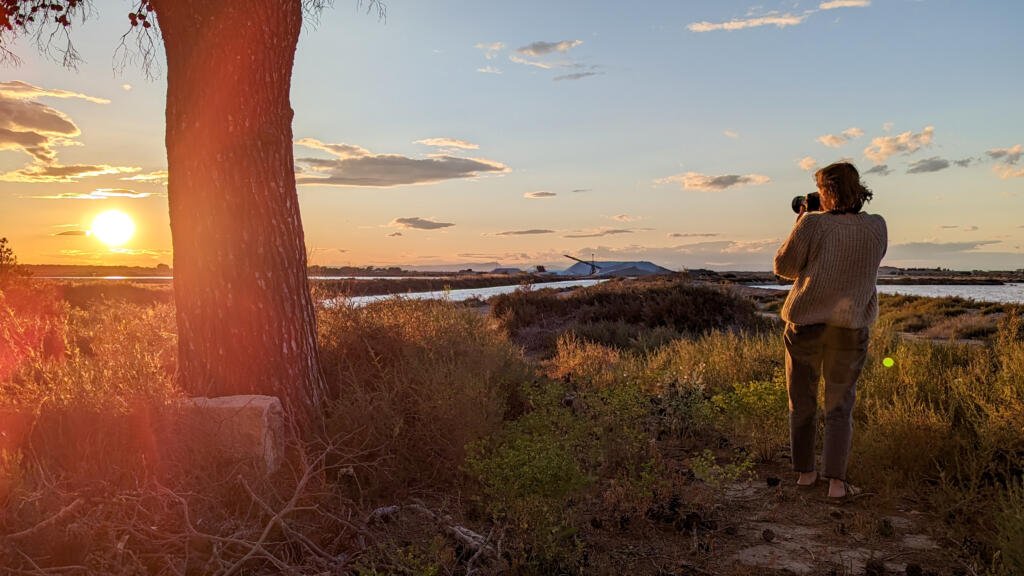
[996,480,1024,575]
[711,379,789,462]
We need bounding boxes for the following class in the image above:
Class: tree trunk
[152,0,329,426]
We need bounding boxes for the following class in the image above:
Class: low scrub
[317,298,531,497]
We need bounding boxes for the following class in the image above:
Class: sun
[90,210,136,247]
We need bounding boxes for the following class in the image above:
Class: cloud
[656,171,771,191]
[477,66,502,74]
[688,13,808,32]
[28,188,154,200]
[121,170,168,184]
[886,240,1000,260]
[553,72,601,81]
[0,82,143,182]
[524,191,556,199]
[668,232,720,238]
[390,217,454,230]
[987,144,1022,164]
[563,229,634,239]
[953,157,976,168]
[0,81,109,104]
[495,229,555,236]
[295,138,509,187]
[963,226,979,232]
[816,127,863,148]
[864,125,934,163]
[388,232,403,237]
[1,163,140,183]
[55,230,87,236]
[723,130,740,139]
[819,0,871,9]
[995,165,1024,179]
[863,164,892,176]
[612,214,640,222]
[516,40,583,56]
[508,54,557,70]
[906,156,950,174]
[414,137,479,150]
[475,42,505,60]
[121,84,132,92]
[798,156,818,171]
[571,188,591,193]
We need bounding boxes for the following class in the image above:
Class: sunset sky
[1,0,1022,271]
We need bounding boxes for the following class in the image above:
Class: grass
[1,276,1022,574]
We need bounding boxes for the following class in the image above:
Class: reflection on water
[335,279,607,307]
[752,283,1024,304]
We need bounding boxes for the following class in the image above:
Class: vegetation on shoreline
[1,276,1022,574]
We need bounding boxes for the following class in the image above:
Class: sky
[1,0,1022,272]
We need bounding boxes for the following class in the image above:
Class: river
[337,279,607,307]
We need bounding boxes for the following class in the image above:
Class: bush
[996,480,1024,575]
[317,298,530,496]
[711,379,789,462]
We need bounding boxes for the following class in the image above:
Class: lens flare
[882,357,895,368]
[90,210,136,247]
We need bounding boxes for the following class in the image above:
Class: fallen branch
[5,498,84,542]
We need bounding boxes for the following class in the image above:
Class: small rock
[766,475,781,487]
[761,528,775,542]
[904,563,923,576]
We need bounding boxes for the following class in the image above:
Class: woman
[773,161,887,499]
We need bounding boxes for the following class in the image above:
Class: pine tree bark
[152,0,329,426]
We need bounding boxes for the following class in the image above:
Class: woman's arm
[773,214,817,280]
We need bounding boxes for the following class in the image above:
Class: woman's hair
[815,162,873,213]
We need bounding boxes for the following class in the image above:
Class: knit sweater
[773,211,888,329]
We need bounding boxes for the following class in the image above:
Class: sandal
[827,481,866,503]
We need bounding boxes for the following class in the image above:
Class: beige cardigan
[773,212,888,329]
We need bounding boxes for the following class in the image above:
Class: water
[336,279,607,307]
[751,283,1024,304]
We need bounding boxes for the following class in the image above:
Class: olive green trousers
[784,322,869,481]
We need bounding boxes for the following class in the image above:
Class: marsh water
[752,283,1024,304]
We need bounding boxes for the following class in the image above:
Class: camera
[791,192,821,214]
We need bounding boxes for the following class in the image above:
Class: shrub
[995,480,1024,575]
[711,379,789,462]
[317,298,530,496]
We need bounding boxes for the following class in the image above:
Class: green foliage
[711,378,789,462]
[995,480,1024,575]
[690,449,754,490]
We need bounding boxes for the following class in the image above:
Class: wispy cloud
[295,138,509,187]
[121,170,168,184]
[819,0,871,10]
[26,188,155,200]
[612,214,641,222]
[563,228,634,239]
[55,230,87,236]
[656,171,771,191]
[668,232,720,238]
[863,164,892,176]
[516,40,583,56]
[906,156,950,174]
[688,13,807,32]
[508,54,557,70]
[986,144,1023,179]
[864,125,934,163]
[1,163,140,183]
[798,156,818,171]
[414,137,479,150]
[553,71,601,82]
[390,217,454,230]
[477,66,502,74]
[475,42,505,60]
[817,127,864,148]
[495,229,555,236]
[524,191,556,199]
[723,130,740,139]
[0,80,110,104]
